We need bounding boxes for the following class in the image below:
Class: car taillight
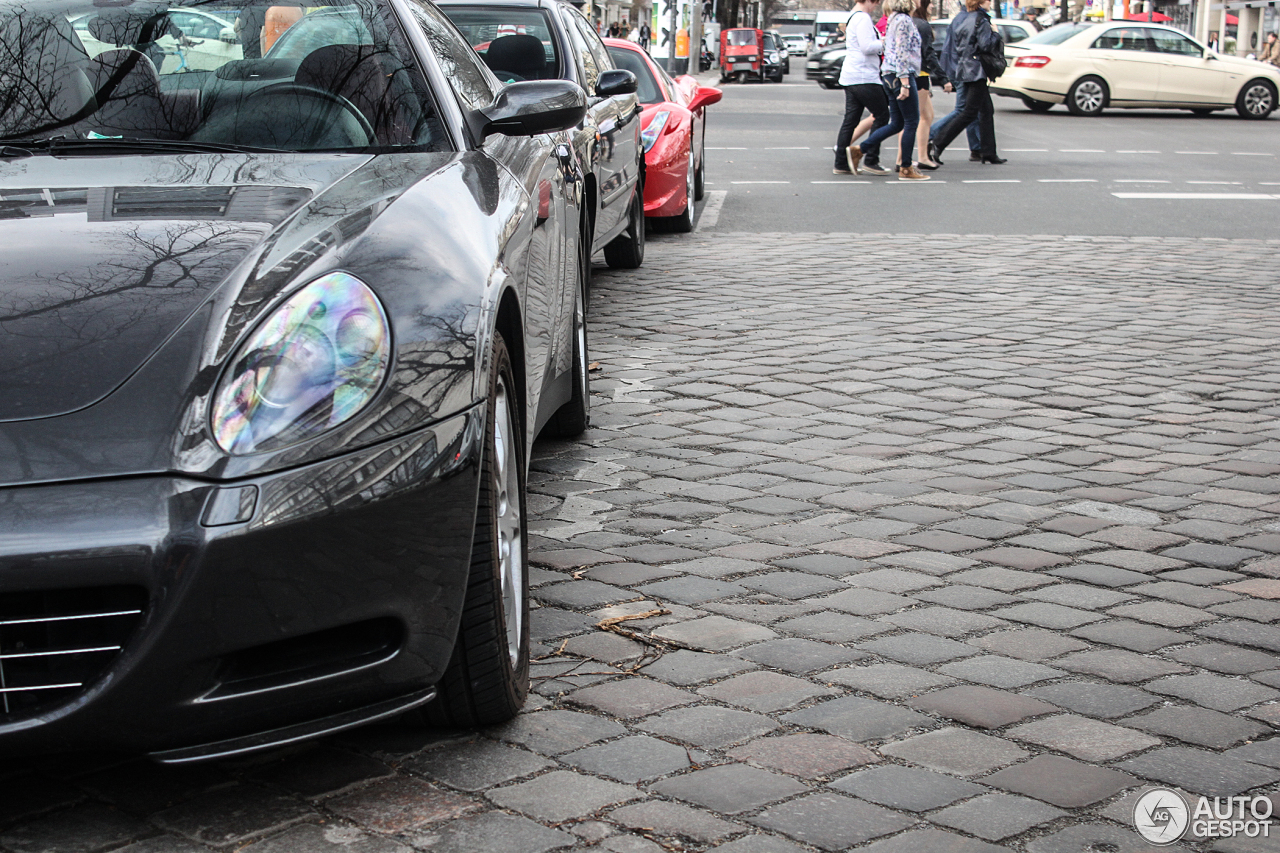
[1015,55,1051,68]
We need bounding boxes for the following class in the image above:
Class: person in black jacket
[911,0,944,169]
[929,0,1006,165]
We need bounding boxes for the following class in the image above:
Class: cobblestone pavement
[5,233,1280,853]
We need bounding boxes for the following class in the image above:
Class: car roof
[436,0,562,8]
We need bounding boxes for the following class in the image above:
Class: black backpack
[977,31,1006,80]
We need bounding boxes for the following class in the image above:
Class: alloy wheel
[493,376,524,668]
[1074,81,1104,114]
[1244,83,1274,117]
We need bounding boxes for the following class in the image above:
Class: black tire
[663,148,695,233]
[1236,79,1276,119]
[602,184,645,268]
[423,337,528,727]
[1065,76,1107,116]
[546,237,590,437]
[1021,96,1053,112]
[693,130,705,201]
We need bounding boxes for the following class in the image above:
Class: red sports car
[604,38,722,232]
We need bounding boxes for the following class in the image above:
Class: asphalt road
[691,69,1280,238]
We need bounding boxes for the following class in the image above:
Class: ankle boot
[898,165,930,181]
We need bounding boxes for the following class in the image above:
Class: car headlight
[641,110,671,153]
[212,272,391,455]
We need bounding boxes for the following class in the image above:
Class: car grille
[0,586,147,719]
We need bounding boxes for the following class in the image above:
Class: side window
[576,13,614,72]
[1001,25,1028,44]
[1093,26,1152,51]
[407,0,497,111]
[1149,28,1202,55]
[562,9,600,91]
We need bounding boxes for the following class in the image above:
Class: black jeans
[933,77,997,158]
[835,83,890,169]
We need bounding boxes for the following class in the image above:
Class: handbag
[976,32,1006,80]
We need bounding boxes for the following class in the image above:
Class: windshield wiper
[0,137,286,156]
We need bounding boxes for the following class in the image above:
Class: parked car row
[0,0,718,760]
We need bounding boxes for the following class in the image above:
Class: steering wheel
[242,82,376,146]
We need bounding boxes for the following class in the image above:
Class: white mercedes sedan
[993,22,1280,119]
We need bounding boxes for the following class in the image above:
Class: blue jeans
[861,76,920,169]
[931,79,981,152]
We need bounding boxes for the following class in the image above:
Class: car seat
[295,44,414,143]
[484,34,546,81]
[82,48,197,139]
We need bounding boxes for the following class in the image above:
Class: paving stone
[566,678,696,719]
[859,633,982,666]
[561,736,691,783]
[247,749,392,800]
[405,739,552,792]
[1051,563,1154,588]
[109,838,211,853]
[671,557,774,579]
[733,637,867,674]
[637,706,779,748]
[858,829,1006,853]
[1022,583,1137,610]
[782,695,932,742]
[151,786,316,846]
[1093,550,1187,573]
[240,824,413,853]
[931,793,1067,841]
[984,755,1137,807]
[1022,682,1161,719]
[1008,714,1160,761]
[972,547,1071,571]
[968,628,1089,662]
[0,803,155,853]
[894,531,992,552]
[531,607,597,641]
[1108,600,1216,627]
[651,764,808,814]
[1127,706,1270,748]
[639,649,759,685]
[879,727,1028,776]
[774,611,891,642]
[1025,822,1193,853]
[776,554,876,576]
[950,566,1055,591]
[847,569,942,594]
[706,836,809,853]
[727,734,879,778]
[700,670,837,713]
[1167,643,1280,674]
[994,602,1106,630]
[739,572,847,599]
[494,710,627,756]
[1057,649,1190,683]
[879,551,979,576]
[1069,619,1189,652]
[811,587,919,616]
[750,792,915,851]
[882,607,1010,638]
[409,812,573,853]
[651,616,777,651]
[487,770,641,822]
[1119,747,1280,797]
[1223,579,1280,599]
[326,778,479,834]
[829,765,987,812]
[909,685,1057,729]
[915,585,1021,610]
[586,563,680,585]
[561,631,647,663]
[1128,580,1239,607]
[536,580,638,608]
[636,577,748,606]
[1147,673,1280,712]
[1161,543,1264,568]
[939,655,1065,688]
[609,802,740,844]
[1227,737,1280,770]
[827,663,956,699]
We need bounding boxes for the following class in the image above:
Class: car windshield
[1024,22,1093,44]
[441,7,560,82]
[726,29,756,46]
[605,45,662,104]
[0,0,445,152]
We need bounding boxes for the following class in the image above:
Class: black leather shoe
[916,160,939,171]
[968,151,981,162]
[927,139,943,167]
[980,155,1008,164]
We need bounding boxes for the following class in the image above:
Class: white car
[993,21,1280,118]
[782,33,809,56]
[931,17,1037,51]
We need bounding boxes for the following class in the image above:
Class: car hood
[1211,52,1280,76]
[0,155,369,423]
[0,149,504,487]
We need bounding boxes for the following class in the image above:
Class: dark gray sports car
[0,0,604,761]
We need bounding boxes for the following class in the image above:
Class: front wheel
[423,337,528,727]
[820,80,840,90]
[1066,76,1106,116]
[662,148,696,233]
[1236,79,1276,119]
[603,183,645,268]
[1021,96,1053,113]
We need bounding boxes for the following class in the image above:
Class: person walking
[912,0,944,169]
[639,22,651,50]
[1260,32,1280,67]
[929,0,1005,165]
[833,0,893,176]
[849,0,930,180]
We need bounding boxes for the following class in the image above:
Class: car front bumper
[0,407,482,758]
[805,63,842,85]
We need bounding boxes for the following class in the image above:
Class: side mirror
[595,68,638,98]
[687,86,723,113]
[1205,49,1217,59]
[220,27,237,43]
[475,80,587,138]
